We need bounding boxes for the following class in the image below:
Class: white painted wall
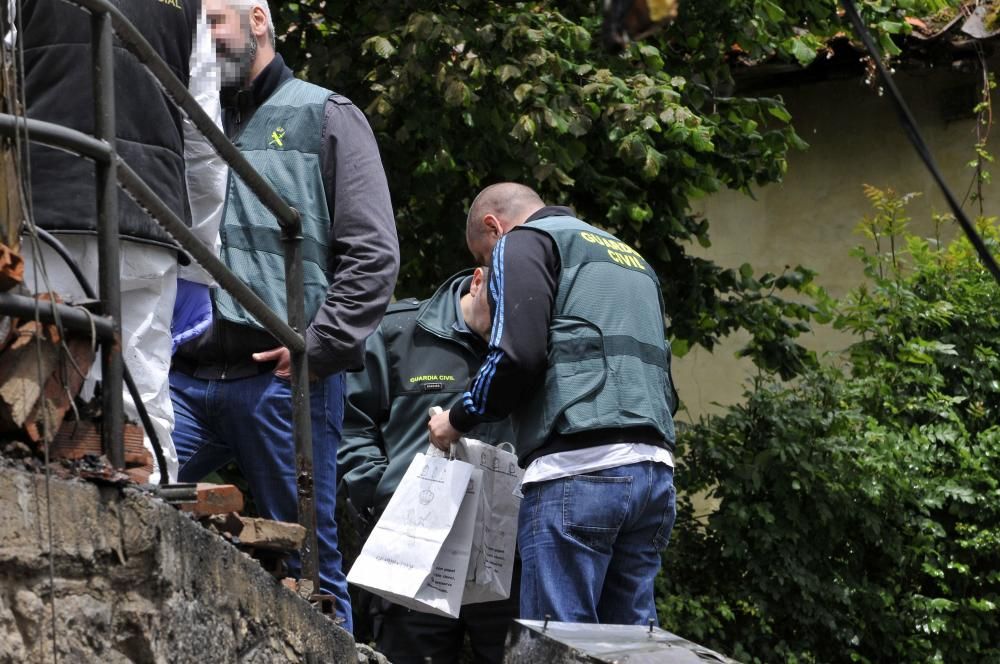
[673,62,1000,422]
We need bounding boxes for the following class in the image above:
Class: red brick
[180,483,245,517]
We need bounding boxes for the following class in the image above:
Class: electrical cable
[840,0,1000,285]
[8,6,58,662]
[7,3,59,660]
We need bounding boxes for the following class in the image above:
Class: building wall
[673,62,1000,422]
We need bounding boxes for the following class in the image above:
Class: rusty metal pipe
[91,10,124,470]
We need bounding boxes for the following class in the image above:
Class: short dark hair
[465,182,544,245]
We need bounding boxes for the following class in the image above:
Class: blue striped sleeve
[449,228,556,433]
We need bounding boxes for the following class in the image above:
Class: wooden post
[0,40,23,291]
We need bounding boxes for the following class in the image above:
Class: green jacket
[338,271,515,518]
[214,77,333,328]
[513,216,677,460]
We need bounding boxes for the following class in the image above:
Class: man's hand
[428,409,461,451]
[252,346,291,379]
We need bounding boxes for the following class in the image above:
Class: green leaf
[362,36,396,60]
[642,147,662,180]
[443,80,468,107]
[767,105,792,123]
[761,0,785,22]
[878,20,906,35]
[627,203,653,223]
[553,167,575,186]
[510,114,536,141]
[641,115,661,132]
[638,43,664,70]
[690,131,715,153]
[879,32,902,57]
[788,38,817,67]
[495,64,521,83]
[513,83,534,103]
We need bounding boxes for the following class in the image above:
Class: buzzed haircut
[466,182,545,244]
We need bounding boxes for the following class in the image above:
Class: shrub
[658,189,1000,663]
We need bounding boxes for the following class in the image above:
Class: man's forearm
[305,251,396,376]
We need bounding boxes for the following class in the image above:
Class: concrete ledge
[0,467,355,663]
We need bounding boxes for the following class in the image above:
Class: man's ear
[250,6,268,38]
[483,214,503,240]
[470,267,485,296]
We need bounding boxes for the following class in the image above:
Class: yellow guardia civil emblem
[269,126,286,148]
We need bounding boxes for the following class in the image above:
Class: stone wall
[0,467,356,663]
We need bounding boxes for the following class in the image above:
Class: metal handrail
[115,159,306,351]
[1,2,322,597]
[0,292,114,340]
[0,113,305,350]
[0,114,111,162]
[92,8,124,471]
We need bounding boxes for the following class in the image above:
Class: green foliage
[660,189,1000,662]
[966,70,995,213]
[271,1,949,376]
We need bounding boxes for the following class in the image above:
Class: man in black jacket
[170,0,399,632]
[18,0,224,483]
[340,268,517,663]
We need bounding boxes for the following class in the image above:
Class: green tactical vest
[214,78,332,329]
[513,216,677,459]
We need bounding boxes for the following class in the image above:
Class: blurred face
[466,267,493,340]
[205,0,257,87]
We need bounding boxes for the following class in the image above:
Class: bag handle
[427,406,518,459]
[427,406,457,459]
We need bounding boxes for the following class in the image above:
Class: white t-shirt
[519,442,674,492]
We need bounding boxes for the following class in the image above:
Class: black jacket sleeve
[306,97,400,378]
[450,228,558,432]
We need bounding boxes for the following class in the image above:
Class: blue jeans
[170,370,352,632]
[517,461,676,624]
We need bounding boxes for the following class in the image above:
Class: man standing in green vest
[170,0,399,632]
[429,183,678,625]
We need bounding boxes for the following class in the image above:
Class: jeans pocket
[563,474,632,552]
[652,479,677,551]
